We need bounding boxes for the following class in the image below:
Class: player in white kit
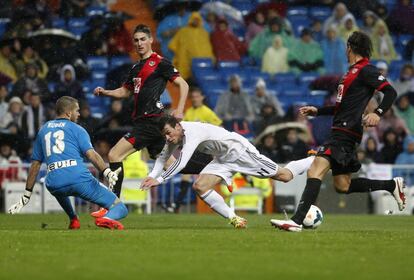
[141,115,314,228]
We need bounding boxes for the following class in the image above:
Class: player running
[8,96,128,230]
[92,24,189,217]
[271,31,406,232]
[140,116,315,228]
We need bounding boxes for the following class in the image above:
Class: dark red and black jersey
[122,52,180,120]
[332,58,390,140]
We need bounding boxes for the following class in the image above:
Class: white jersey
[148,122,264,183]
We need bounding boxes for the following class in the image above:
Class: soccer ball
[303,205,323,229]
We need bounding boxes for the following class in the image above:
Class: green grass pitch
[0,213,413,280]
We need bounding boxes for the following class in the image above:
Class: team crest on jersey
[133,77,141,94]
[336,84,344,103]
[149,61,155,66]
[351,68,358,74]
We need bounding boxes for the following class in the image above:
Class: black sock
[291,178,322,225]
[110,162,124,198]
[175,181,191,208]
[347,178,395,194]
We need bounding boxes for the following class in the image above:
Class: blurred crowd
[0,0,414,191]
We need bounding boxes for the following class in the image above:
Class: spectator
[156,3,190,60]
[339,14,359,42]
[364,136,383,162]
[376,107,409,141]
[249,17,294,61]
[279,128,309,162]
[0,85,9,120]
[215,74,254,122]
[261,35,289,75]
[245,11,266,45]
[387,0,414,35]
[106,17,133,56]
[0,96,23,130]
[184,87,222,126]
[395,94,414,134]
[321,26,348,75]
[210,18,246,62]
[20,92,44,140]
[169,12,214,80]
[288,28,324,74]
[0,142,26,189]
[371,21,398,63]
[0,39,18,83]
[250,78,284,118]
[395,135,414,186]
[53,64,85,102]
[380,129,402,164]
[361,10,382,36]
[60,0,89,18]
[376,61,392,84]
[11,63,49,100]
[203,11,217,33]
[253,104,283,136]
[266,8,293,35]
[323,2,356,35]
[14,43,48,79]
[99,99,131,129]
[310,19,323,42]
[256,133,283,163]
[393,64,414,97]
[81,15,108,56]
[77,101,100,140]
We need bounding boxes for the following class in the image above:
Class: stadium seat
[289,17,312,36]
[110,56,131,69]
[69,26,89,37]
[298,72,319,86]
[51,18,66,29]
[87,56,109,71]
[86,5,108,16]
[389,60,406,75]
[274,73,297,84]
[68,17,88,28]
[192,58,214,69]
[309,7,331,21]
[217,61,240,70]
[287,7,308,17]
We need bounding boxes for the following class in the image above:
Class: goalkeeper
[8,96,128,230]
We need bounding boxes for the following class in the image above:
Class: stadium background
[0,0,413,215]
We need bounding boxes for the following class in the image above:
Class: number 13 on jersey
[45,130,65,157]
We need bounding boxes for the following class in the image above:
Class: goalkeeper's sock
[284,156,314,177]
[291,178,321,225]
[347,178,395,193]
[110,162,124,198]
[105,201,128,220]
[199,190,235,219]
[55,196,77,219]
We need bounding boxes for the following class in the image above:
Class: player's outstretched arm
[85,149,121,189]
[8,160,42,214]
[94,86,131,99]
[171,76,189,120]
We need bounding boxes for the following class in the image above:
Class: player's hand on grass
[103,167,122,190]
[8,190,32,214]
[171,110,183,121]
[299,106,318,116]
[94,87,105,96]
[362,113,380,127]
[140,177,160,190]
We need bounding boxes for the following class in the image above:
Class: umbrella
[153,0,202,21]
[29,28,79,41]
[200,2,244,28]
[254,122,312,146]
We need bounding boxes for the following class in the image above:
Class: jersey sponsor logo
[149,60,155,66]
[133,77,141,94]
[336,84,344,103]
[378,75,385,81]
[47,159,77,172]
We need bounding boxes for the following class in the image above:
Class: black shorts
[124,117,165,159]
[317,131,361,176]
[180,151,213,174]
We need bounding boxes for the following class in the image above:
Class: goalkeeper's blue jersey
[32,118,95,188]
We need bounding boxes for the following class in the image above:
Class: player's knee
[334,181,350,193]
[192,180,206,194]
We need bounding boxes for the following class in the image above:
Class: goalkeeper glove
[8,189,32,214]
[103,167,122,190]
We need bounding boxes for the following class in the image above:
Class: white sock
[200,190,235,219]
[284,156,314,177]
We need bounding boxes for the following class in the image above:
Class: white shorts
[200,149,279,185]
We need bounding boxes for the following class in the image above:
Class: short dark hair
[189,87,203,95]
[56,96,78,115]
[134,24,152,37]
[347,31,372,58]
[158,115,180,131]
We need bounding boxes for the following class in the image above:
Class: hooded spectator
[395,94,414,134]
[339,14,359,42]
[250,78,284,118]
[321,26,348,75]
[361,10,382,36]
[371,21,398,63]
[261,35,289,75]
[323,2,356,35]
[395,135,414,164]
[54,64,85,102]
[21,92,44,140]
[11,62,49,100]
[245,11,266,45]
[393,64,414,97]
[0,96,23,130]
